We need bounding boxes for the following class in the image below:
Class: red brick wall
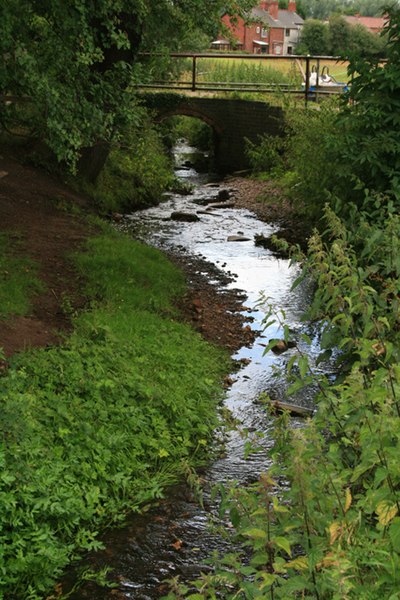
[221,8,285,55]
[221,14,245,47]
[269,28,284,55]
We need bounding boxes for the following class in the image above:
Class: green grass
[0,233,43,320]
[195,58,301,86]
[0,228,229,599]
[179,57,350,86]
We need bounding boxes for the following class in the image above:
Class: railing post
[192,56,197,92]
[305,55,310,107]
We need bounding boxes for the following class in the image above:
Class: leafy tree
[300,0,399,19]
[300,0,351,19]
[279,0,306,17]
[349,22,387,54]
[328,14,353,54]
[334,5,400,205]
[0,0,257,175]
[352,0,394,16]
[296,19,331,54]
[298,12,387,57]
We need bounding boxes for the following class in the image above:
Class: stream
[69,141,323,600]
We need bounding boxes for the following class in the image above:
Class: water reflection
[68,141,319,600]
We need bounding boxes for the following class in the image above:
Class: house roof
[251,7,304,29]
[278,10,304,28]
[344,15,387,32]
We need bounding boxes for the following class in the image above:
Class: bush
[89,120,174,213]
[282,98,340,219]
[245,134,285,175]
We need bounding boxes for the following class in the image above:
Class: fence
[137,53,350,105]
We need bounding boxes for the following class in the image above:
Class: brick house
[343,14,388,34]
[211,1,304,55]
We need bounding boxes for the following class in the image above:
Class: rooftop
[251,7,304,29]
[344,15,388,32]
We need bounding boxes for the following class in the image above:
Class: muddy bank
[0,154,294,358]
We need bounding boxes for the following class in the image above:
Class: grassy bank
[0,227,229,599]
[0,233,43,320]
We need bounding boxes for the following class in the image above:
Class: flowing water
[69,141,324,600]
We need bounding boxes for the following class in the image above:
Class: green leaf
[298,356,309,378]
[243,528,267,539]
[230,506,241,528]
[389,518,400,552]
[259,572,277,588]
[274,536,292,557]
[262,339,281,355]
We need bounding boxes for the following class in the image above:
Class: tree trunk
[78,141,110,183]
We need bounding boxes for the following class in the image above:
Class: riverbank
[0,153,298,598]
[0,154,231,598]
[0,156,298,359]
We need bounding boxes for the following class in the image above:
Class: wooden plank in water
[270,400,313,418]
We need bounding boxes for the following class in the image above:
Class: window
[285,28,291,36]
[256,26,260,33]
[287,46,293,55]
[261,27,268,38]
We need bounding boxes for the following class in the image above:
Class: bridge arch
[154,107,223,136]
[141,94,283,173]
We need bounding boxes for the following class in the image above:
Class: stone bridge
[142,93,284,173]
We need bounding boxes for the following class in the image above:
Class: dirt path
[0,155,93,356]
[0,156,295,358]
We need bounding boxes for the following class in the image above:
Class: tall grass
[196,59,301,86]
[178,57,350,86]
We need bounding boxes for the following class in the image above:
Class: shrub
[245,134,285,175]
[89,120,174,213]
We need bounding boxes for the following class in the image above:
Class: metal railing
[137,53,349,105]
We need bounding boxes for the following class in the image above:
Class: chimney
[268,1,279,20]
[288,1,297,11]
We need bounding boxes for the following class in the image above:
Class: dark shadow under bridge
[142,93,283,173]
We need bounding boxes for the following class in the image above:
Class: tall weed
[163,8,400,599]
[197,60,301,87]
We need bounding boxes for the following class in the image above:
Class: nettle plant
[163,8,400,598]
[163,203,400,600]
